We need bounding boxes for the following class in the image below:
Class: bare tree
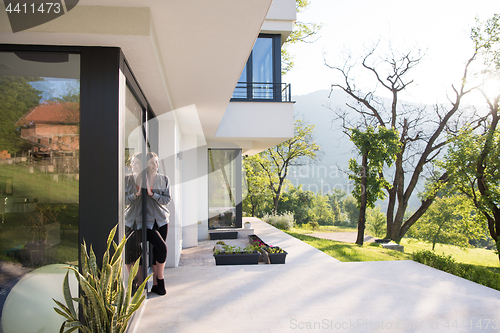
[326,43,478,242]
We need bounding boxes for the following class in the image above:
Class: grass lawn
[286,229,500,274]
[290,224,358,234]
[286,232,412,262]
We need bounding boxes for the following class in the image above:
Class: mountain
[289,89,421,209]
[289,89,354,194]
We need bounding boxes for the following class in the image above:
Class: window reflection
[0,51,80,329]
[208,149,239,229]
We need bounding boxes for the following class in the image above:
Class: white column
[181,133,198,248]
[198,145,209,240]
[156,115,181,267]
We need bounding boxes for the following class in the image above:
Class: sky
[283,0,500,105]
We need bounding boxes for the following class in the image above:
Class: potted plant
[213,244,260,265]
[261,246,288,264]
[53,225,151,333]
[244,221,251,229]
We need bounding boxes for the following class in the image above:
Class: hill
[290,89,421,209]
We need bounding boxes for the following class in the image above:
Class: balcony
[231,82,292,102]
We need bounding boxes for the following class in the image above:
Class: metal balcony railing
[231,82,292,102]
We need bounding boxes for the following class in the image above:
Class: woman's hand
[135,177,142,197]
[147,177,154,197]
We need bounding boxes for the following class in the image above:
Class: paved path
[133,218,500,333]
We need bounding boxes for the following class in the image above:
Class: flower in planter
[265,246,285,254]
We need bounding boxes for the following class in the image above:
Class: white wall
[216,101,294,139]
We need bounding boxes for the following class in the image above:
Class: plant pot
[248,234,268,246]
[209,231,238,240]
[262,247,287,264]
[213,252,260,265]
[244,222,251,229]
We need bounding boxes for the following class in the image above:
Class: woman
[125,152,171,295]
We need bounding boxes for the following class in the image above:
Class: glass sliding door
[208,149,242,229]
[123,84,145,286]
[0,51,80,332]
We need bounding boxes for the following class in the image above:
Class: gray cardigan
[125,174,171,229]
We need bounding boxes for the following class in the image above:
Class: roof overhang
[0,0,276,141]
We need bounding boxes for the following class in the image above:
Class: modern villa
[0,0,296,331]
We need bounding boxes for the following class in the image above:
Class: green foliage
[308,220,319,231]
[412,250,500,291]
[310,192,335,225]
[264,246,286,254]
[439,125,500,255]
[348,126,400,209]
[366,206,386,238]
[278,184,315,224]
[242,155,273,216]
[53,225,151,333]
[263,211,295,230]
[342,195,359,227]
[472,14,500,74]
[255,119,321,214]
[281,0,321,74]
[0,75,43,153]
[408,195,486,250]
[213,244,260,255]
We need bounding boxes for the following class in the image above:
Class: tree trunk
[356,152,368,246]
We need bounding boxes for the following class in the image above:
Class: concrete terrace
[134,217,500,333]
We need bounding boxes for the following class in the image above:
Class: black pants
[125,222,168,265]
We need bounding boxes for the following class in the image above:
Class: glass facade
[123,85,145,285]
[232,35,280,101]
[0,51,80,331]
[208,149,242,229]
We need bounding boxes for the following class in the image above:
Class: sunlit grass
[290,224,357,234]
[286,232,411,262]
[286,230,500,274]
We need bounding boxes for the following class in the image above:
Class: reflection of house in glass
[16,101,79,155]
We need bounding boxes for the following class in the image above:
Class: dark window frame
[207,148,242,229]
[0,43,156,275]
[231,34,282,102]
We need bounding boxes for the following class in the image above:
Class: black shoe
[156,278,166,296]
[150,284,158,294]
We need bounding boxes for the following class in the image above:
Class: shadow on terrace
[136,218,500,333]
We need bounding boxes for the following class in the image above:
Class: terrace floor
[133,217,500,333]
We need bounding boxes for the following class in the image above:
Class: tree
[348,126,400,245]
[310,192,335,225]
[326,41,478,243]
[0,76,42,154]
[408,195,486,250]
[242,155,272,216]
[439,14,500,261]
[278,184,315,224]
[366,206,386,239]
[282,0,321,74]
[342,195,359,227]
[255,119,321,214]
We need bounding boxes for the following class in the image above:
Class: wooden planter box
[262,247,287,264]
[213,252,260,265]
[209,231,238,240]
